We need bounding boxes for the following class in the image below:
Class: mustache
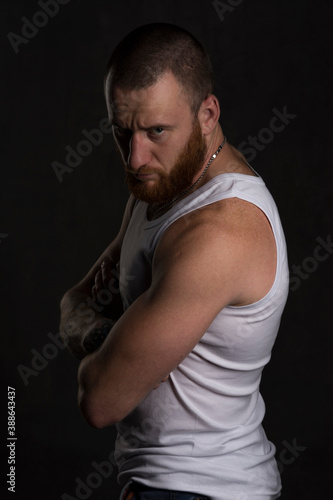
[126,166,161,176]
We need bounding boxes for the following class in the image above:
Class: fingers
[91,269,103,300]
[101,258,113,286]
[91,283,97,301]
[91,258,113,299]
[96,269,104,290]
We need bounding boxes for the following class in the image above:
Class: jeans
[120,482,211,500]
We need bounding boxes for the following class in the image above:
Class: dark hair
[104,23,215,114]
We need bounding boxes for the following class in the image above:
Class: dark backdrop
[1,1,332,499]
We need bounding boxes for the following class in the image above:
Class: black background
[1,0,332,499]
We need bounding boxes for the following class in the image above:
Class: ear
[198,94,220,136]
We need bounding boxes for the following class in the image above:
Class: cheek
[159,136,186,164]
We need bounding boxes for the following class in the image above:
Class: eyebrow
[110,120,175,132]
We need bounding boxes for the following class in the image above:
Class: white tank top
[116,172,289,500]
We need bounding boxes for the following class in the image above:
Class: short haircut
[104,23,215,115]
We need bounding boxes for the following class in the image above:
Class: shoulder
[157,197,273,256]
[153,196,277,307]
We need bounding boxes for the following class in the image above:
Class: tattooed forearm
[59,258,124,359]
[60,289,116,359]
[83,323,114,353]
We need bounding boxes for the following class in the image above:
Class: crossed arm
[76,216,238,428]
[60,197,276,428]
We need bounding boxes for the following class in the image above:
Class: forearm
[59,256,125,359]
[77,289,176,428]
[59,289,118,360]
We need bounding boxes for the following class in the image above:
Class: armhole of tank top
[227,197,282,310]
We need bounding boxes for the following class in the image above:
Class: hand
[91,258,122,318]
[91,257,114,301]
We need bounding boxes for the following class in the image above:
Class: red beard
[125,119,207,204]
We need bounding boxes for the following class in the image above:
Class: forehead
[109,72,191,124]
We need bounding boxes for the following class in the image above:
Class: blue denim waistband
[120,482,211,500]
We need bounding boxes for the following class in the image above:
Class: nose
[128,132,152,170]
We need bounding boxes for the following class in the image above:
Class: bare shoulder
[153,197,277,307]
[156,196,275,254]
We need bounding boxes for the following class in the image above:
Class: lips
[134,173,154,180]
[127,169,157,180]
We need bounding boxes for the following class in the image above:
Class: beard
[124,119,207,204]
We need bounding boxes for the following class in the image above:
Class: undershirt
[116,171,289,500]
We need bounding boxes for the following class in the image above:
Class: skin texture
[59,72,277,428]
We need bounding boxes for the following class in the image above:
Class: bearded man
[60,23,288,500]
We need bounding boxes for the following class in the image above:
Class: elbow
[78,388,119,429]
[77,356,125,428]
[78,393,103,429]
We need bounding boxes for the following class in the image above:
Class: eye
[149,127,164,137]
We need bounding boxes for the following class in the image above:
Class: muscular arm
[77,199,277,428]
[59,195,135,359]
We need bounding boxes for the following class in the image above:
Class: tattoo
[83,323,113,353]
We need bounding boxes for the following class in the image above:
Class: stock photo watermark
[229,234,332,352]
[61,451,119,500]
[17,331,66,386]
[7,0,72,54]
[51,118,113,182]
[7,387,17,493]
[52,83,157,183]
[289,234,333,292]
[276,438,307,474]
[61,401,178,499]
[60,421,306,499]
[238,106,297,162]
[212,0,245,22]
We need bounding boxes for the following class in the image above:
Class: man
[60,23,289,500]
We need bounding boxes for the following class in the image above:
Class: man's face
[109,72,207,204]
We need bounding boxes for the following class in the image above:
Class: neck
[204,125,225,164]
[186,128,225,187]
